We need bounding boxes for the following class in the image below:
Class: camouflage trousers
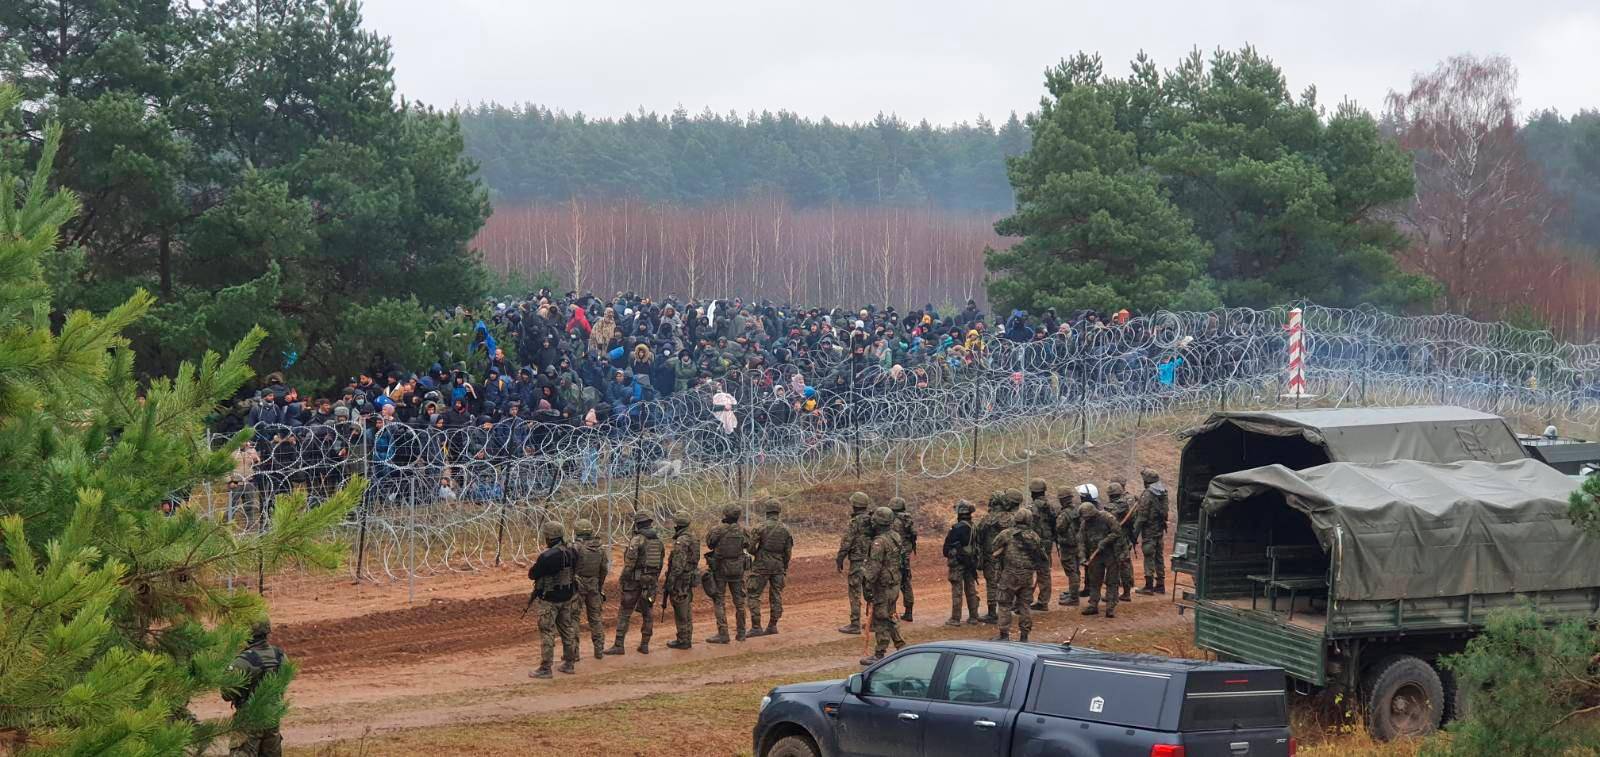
[996,570,1035,636]
[1141,534,1166,584]
[669,586,694,644]
[899,555,915,612]
[1120,530,1136,591]
[1056,543,1080,599]
[229,729,282,757]
[1033,540,1053,605]
[947,562,980,621]
[614,581,656,645]
[981,562,1000,609]
[747,572,785,628]
[869,585,906,655]
[1084,553,1121,613]
[710,572,747,637]
[845,562,865,625]
[538,597,580,666]
[577,584,606,655]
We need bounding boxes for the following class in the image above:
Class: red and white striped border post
[1285,307,1307,399]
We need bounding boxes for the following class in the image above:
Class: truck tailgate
[1181,727,1293,757]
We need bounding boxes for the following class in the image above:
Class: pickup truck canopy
[1182,406,1526,465]
[1202,459,1586,601]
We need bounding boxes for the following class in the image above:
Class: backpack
[576,540,607,580]
[225,645,285,707]
[714,526,746,576]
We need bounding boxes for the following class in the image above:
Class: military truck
[1190,458,1590,740]
[1172,406,1529,586]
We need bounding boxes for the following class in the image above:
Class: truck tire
[1362,655,1444,741]
[766,734,820,757]
[1441,669,1478,724]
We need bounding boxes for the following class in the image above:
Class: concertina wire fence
[201,303,1600,586]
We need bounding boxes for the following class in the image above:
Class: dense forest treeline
[457,104,1029,211]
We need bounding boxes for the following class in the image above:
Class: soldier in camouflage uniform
[606,512,664,655]
[746,497,793,636]
[860,507,907,665]
[529,521,580,677]
[973,490,1006,623]
[704,504,750,643]
[1079,495,1127,618]
[890,497,918,622]
[223,619,286,756]
[571,519,610,660]
[1133,468,1170,595]
[1104,481,1136,602]
[835,491,872,633]
[942,500,981,626]
[1026,479,1057,611]
[665,512,699,649]
[992,508,1045,641]
[1054,487,1082,606]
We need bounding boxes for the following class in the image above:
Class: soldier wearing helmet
[835,492,873,634]
[889,497,918,623]
[528,521,580,677]
[990,507,1045,641]
[571,518,611,660]
[704,504,749,643]
[606,511,664,656]
[861,507,908,665]
[223,618,287,754]
[1026,479,1057,611]
[974,490,1016,623]
[942,500,981,626]
[746,497,793,637]
[1054,486,1084,605]
[664,512,699,650]
[1078,501,1127,619]
[1104,481,1135,602]
[1133,469,1170,596]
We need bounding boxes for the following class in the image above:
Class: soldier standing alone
[529,521,580,677]
[571,518,610,660]
[704,504,750,643]
[1134,468,1170,596]
[746,497,793,636]
[1027,479,1057,611]
[606,512,664,655]
[665,512,699,649]
[861,507,907,665]
[890,496,918,622]
[992,508,1045,641]
[1054,488,1081,606]
[835,491,872,634]
[223,620,286,756]
[942,500,981,626]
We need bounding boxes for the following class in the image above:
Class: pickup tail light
[1289,736,1297,756]
[1150,746,1185,757]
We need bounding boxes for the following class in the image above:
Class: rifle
[519,588,538,619]
[1085,505,1139,564]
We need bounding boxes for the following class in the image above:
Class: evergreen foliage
[0,85,358,755]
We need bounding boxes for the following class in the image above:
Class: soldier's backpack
[224,645,286,708]
[714,526,746,577]
[575,539,607,580]
[639,534,665,577]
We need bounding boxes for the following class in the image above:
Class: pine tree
[0,86,360,755]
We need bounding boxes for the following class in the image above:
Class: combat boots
[747,626,767,637]
[602,644,626,656]
[593,645,605,661]
[1154,581,1166,595]
[1119,588,1133,602]
[1105,606,1117,618]
[945,617,963,627]
[992,630,1010,641]
[530,665,553,679]
[636,642,650,654]
[837,623,861,635]
[706,634,731,644]
[1136,576,1156,595]
[900,609,913,622]
[859,653,883,666]
[736,629,747,642]
[558,660,576,675]
[1029,601,1048,612]
[765,621,778,635]
[1018,630,1029,642]
[1081,605,1099,616]
[666,640,692,650]
[964,617,980,626]
[1078,588,1090,597]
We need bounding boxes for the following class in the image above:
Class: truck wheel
[1362,655,1444,740]
[1442,669,1479,724]
[766,734,820,757]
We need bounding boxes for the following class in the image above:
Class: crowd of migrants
[210,290,1216,517]
[520,472,1169,677]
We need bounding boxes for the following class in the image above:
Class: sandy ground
[199,438,1191,749]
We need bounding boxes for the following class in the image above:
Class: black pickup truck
[753,640,1294,757]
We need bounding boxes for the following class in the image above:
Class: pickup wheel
[766,734,820,757]
[1362,655,1444,741]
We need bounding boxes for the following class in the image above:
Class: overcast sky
[362,0,1599,125]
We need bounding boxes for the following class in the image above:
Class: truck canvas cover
[1184,406,1526,466]
[1202,459,1586,601]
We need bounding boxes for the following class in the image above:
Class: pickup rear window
[1031,661,1171,729]
[1180,670,1287,731]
